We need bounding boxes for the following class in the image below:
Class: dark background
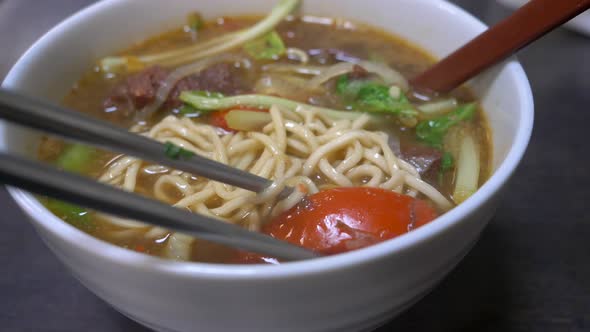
[1,1,589,331]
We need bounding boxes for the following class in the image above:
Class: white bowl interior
[1,0,533,274]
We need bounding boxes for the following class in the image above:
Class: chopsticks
[0,88,316,261]
[0,151,317,260]
[0,89,291,197]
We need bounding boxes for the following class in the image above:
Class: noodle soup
[38,7,491,263]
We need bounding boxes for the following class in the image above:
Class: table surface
[1,1,589,331]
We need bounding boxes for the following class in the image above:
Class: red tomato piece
[209,110,232,131]
[235,187,438,263]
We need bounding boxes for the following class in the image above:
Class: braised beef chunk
[400,143,443,181]
[104,63,247,112]
[104,66,169,110]
[165,63,247,109]
[349,64,369,80]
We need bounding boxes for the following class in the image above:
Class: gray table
[1,1,589,331]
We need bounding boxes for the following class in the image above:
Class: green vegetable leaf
[178,92,380,124]
[336,75,367,98]
[55,144,96,174]
[186,12,204,31]
[416,103,477,149]
[336,74,374,99]
[179,104,201,116]
[191,90,225,98]
[336,75,350,94]
[244,31,286,60]
[164,142,195,160]
[179,91,225,116]
[356,84,400,111]
[441,152,454,172]
[438,152,455,185]
[44,198,94,231]
[335,75,417,117]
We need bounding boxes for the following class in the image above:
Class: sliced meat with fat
[400,143,443,182]
[104,63,247,115]
[104,66,169,111]
[165,63,248,109]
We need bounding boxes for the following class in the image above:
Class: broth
[38,15,491,263]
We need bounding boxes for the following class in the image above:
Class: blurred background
[1,0,589,331]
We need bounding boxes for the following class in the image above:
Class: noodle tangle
[98,104,451,259]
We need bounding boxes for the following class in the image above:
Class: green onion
[438,151,455,185]
[164,142,195,160]
[51,145,97,229]
[187,12,204,31]
[192,90,225,99]
[179,91,225,116]
[44,198,94,231]
[179,104,200,116]
[441,152,454,172]
[55,144,96,174]
[244,31,286,60]
[416,103,477,149]
[179,91,226,116]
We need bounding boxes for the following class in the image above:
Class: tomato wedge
[236,187,439,263]
[209,109,233,131]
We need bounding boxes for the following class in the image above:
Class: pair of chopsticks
[0,88,316,261]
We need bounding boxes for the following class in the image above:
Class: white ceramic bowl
[1,0,534,331]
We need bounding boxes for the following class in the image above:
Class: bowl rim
[3,0,534,280]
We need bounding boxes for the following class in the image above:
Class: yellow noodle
[99,104,452,260]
